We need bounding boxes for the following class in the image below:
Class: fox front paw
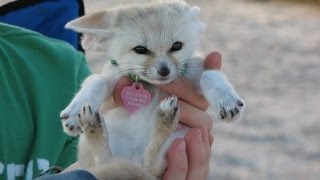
[61,114,82,136]
[60,100,90,136]
[217,96,244,122]
[200,70,245,122]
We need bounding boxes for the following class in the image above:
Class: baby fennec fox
[61,0,245,179]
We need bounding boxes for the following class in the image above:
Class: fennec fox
[61,0,245,179]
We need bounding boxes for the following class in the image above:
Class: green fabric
[0,23,91,180]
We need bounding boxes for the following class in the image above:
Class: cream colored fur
[60,0,245,179]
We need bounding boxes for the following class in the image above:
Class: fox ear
[66,11,116,34]
[187,6,206,33]
[66,11,117,50]
[189,6,200,17]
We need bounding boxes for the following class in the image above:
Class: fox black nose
[158,66,170,77]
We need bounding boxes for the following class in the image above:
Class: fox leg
[143,96,180,178]
[77,104,112,168]
[61,64,123,136]
[200,70,245,122]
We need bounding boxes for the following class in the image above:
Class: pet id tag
[121,82,152,114]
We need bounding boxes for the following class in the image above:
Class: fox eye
[170,41,183,52]
[133,46,148,54]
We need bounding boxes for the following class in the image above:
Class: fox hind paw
[159,96,179,121]
[77,104,102,134]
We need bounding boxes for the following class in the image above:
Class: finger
[204,51,222,70]
[185,129,206,180]
[199,127,211,178]
[209,132,214,146]
[179,101,213,131]
[158,79,208,110]
[163,139,188,180]
[113,77,134,106]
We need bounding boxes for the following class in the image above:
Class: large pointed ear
[66,11,113,34]
[65,11,117,51]
[187,6,206,33]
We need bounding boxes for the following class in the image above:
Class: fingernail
[196,133,202,144]
[178,140,186,155]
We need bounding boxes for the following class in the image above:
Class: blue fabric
[36,170,97,180]
[0,0,81,50]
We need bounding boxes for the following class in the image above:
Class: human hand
[163,127,214,180]
[160,52,221,179]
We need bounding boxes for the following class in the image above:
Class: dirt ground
[83,0,320,179]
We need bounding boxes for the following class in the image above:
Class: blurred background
[84,0,320,179]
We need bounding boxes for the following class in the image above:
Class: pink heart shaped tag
[121,83,152,114]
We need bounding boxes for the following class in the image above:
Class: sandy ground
[83,0,320,179]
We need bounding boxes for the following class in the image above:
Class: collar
[110,59,149,84]
[129,73,150,85]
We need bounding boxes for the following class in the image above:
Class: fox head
[66,0,205,84]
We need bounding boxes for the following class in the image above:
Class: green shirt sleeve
[0,23,91,179]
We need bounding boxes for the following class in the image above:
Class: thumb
[203,51,222,70]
